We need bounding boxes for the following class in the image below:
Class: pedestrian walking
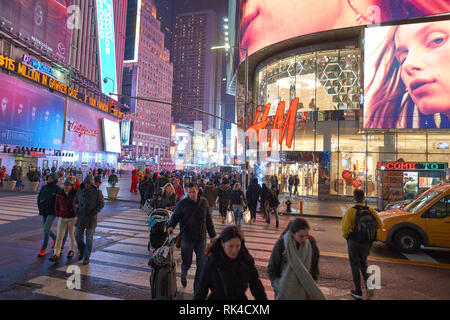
[218,178,232,224]
[342,189,383,300]
[230,183,247,227]
[143,175,155,206]
[173,179,184,202]
[151,183,177,211]
[267,185,280,228]
[268,218,325,300]
[49,179,77,263]
[194,226,267,300]
[260,183,271,221]
[203,179,218,209]
[246,177,261,224]
[288,174,294,197]
[167,182,216,295]
[73,175,105,265]
[130,169,138,193]
[138,176,148,207]
[294,174,300,196]
[37,173,64,257]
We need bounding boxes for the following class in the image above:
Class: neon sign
[67,121,99,137]
[22,55,55,77]
[380,162,448,171]
[248,98,299,149]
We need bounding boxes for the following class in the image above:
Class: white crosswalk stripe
[0,194,38,225]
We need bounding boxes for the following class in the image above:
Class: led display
[364,20,450,129]
[102,118,121,153]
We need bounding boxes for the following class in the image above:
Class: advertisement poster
[0,72,64,149]
[120,120,132,146]
[64,99,117,153]
[102,118,121,153]
[240,0,450,60]
[364,20,450,129]
[0,0,73,64]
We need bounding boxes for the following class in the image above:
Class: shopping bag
[226,210,235,225]
[243,208,251,224]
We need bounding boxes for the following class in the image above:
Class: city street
[0,192,449,300]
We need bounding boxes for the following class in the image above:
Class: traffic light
[108,99,116,113]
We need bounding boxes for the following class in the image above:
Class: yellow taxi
[377,182,450,253]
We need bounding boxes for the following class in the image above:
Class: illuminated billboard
[120,119,133,146]
[239,0,450,60]
[0,72,64,149]
[102,118,121,153]
[0,0,73,64]
[96,0,117,95]
[364,19,450,129]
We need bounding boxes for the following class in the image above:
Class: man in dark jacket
[167,182,216,295]
[246,177,261,224]
[73,175,105,265]
[37,173,62,257]
[218,179,232,224]
[143,176,155,205]
[267,186,280,228]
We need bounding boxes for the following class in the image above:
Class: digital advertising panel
[239,0,450,60]
[0,72,64,149]
[120,119,132,147]
[102,118,121,153]
[96,0,118,96]
[0,0,73,64]
[364,19,450,129]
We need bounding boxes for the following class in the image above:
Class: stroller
[146,208,172,253]
[148,235,177,300]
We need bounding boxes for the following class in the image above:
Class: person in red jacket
[49,179,77,262]
[174,179,184,202]
[0,166,6,188]
[130,169,138,193]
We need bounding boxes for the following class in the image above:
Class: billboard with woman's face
[364,19,450,129]
[239,0,450,60]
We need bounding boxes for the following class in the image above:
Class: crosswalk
[0,195,39,225]
[19,204,353,300]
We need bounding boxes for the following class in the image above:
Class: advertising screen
[0,72,64,149]
[364,19,450,129]
[0,0,73,64]
[96,0,117,95]
[102,118,121,153]
[240,0,450,60]
[120,120,132,146]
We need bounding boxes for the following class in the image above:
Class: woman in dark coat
[203,179,218,209]
[260,183,271,221]
[194,226,267,300]
[217,178,232,224]
[151,183,177,211]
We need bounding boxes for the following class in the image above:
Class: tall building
[122,0,174,168]
[154,0,176,63]
[172,11,222,132]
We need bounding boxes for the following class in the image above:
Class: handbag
[243,208,251,224]
[226,210,235,225]
[175,198,203,249]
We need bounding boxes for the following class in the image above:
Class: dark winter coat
[144,178,155,202]
[194,251,267,300]
[54,189,77,218]
[154,176,169,194]
[246,181,261,205]
[73,184,105,229]
[267,235,320,283]
[151,191,176,210]
[167,196,216,242]
[230,190,246,207]
[218,183,232,206]
[268,188,280,208]
[37,182,62,217]
[203,184,218,208]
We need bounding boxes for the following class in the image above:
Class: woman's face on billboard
[395,21,450,116]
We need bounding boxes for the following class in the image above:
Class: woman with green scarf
[267,218,326,300]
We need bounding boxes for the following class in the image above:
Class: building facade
[230,2,450,207]
[172,11,222,132]
[121,0,174,170]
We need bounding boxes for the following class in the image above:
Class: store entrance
[279,162,318,197]
[14,157,38,176]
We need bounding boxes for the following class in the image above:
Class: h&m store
[233,2,450,206]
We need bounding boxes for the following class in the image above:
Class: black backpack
[351,205,377,244]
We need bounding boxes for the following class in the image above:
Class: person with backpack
[267,185,280,228]
[342,189,383,300]
[230,183,247,227]
[246,177,261,224]
[167,182,216,295]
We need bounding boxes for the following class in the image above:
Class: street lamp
[103,77,116,95]
[211,44,249,189]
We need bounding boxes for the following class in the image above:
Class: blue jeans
[288,185,293,196]
[181,239,206,295]
[233,206,244,226]
[41,215,68,250]
[75,226,96,259]
[267,207,279,224]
